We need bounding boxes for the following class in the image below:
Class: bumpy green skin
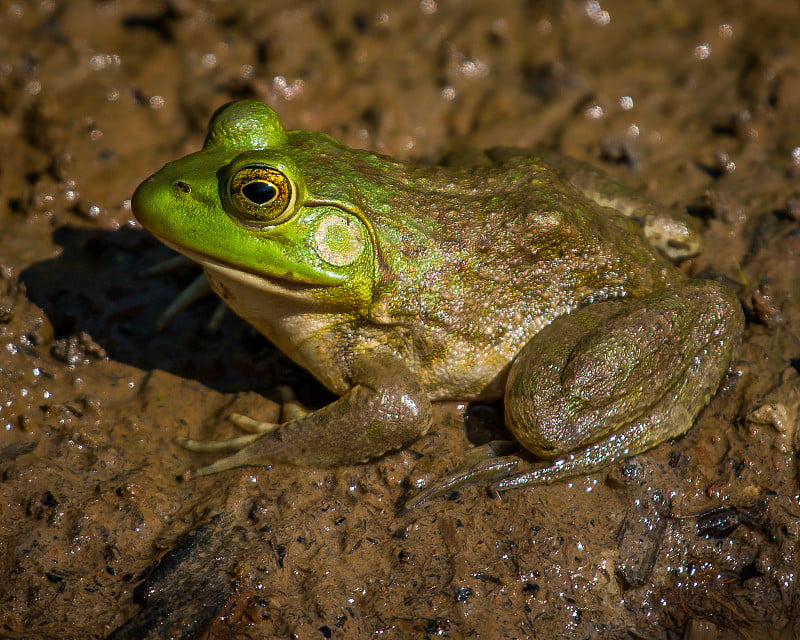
[132,100,743,487]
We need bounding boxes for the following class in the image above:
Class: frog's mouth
[156,239,332,298]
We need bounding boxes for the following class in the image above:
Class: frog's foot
[177,388,308,477]
[177,351,433,480]
[403,442,520,511]
[491,417,671,492]
[403,425,671,510]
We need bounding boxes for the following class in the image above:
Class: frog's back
[365,151,680,329]
[292,138,682,399]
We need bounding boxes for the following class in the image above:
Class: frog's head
[132,100,377,312]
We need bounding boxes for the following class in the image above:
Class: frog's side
[132,100,743,491]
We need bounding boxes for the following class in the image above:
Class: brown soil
[1,1,799,639]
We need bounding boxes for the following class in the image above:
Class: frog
[131,99,743,497]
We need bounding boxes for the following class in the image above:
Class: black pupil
[242,181,277,205]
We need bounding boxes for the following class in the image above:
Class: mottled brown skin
[132,100,743,491]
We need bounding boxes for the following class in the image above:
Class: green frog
[132,100,743,495]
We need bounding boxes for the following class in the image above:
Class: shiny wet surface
[1,1,799,638]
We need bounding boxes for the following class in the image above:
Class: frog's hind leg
[497,279,743,492]
[404,280,742,509]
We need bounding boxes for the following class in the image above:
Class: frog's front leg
[178,350,432,478]
[497,279,743,491]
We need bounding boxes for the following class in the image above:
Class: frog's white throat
[159,242,352,394]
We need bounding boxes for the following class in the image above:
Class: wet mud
[1,1,799,638]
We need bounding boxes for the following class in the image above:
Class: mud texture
[1,1,800,639]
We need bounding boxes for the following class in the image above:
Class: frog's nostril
[174,181,192,194]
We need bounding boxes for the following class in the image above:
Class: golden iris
[229,165,293,224]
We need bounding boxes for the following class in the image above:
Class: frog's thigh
[504,280,742,479]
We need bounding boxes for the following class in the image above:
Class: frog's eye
[228,165,294,225]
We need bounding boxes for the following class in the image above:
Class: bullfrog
[131,99,743,495]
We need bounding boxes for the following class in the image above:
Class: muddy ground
[1,1,799,638]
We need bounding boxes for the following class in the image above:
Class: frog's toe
[274,386,312,421]
[176,432,269,479]
[145,254,195,276]
[179,445,267,480]
[176,432,262,454]
[227,389,309,431]
[403,451,521,512]
[228,413,280,434]
[156,273,213,331]
[207,300,227,330]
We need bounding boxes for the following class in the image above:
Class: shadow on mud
[20,225,323,400]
